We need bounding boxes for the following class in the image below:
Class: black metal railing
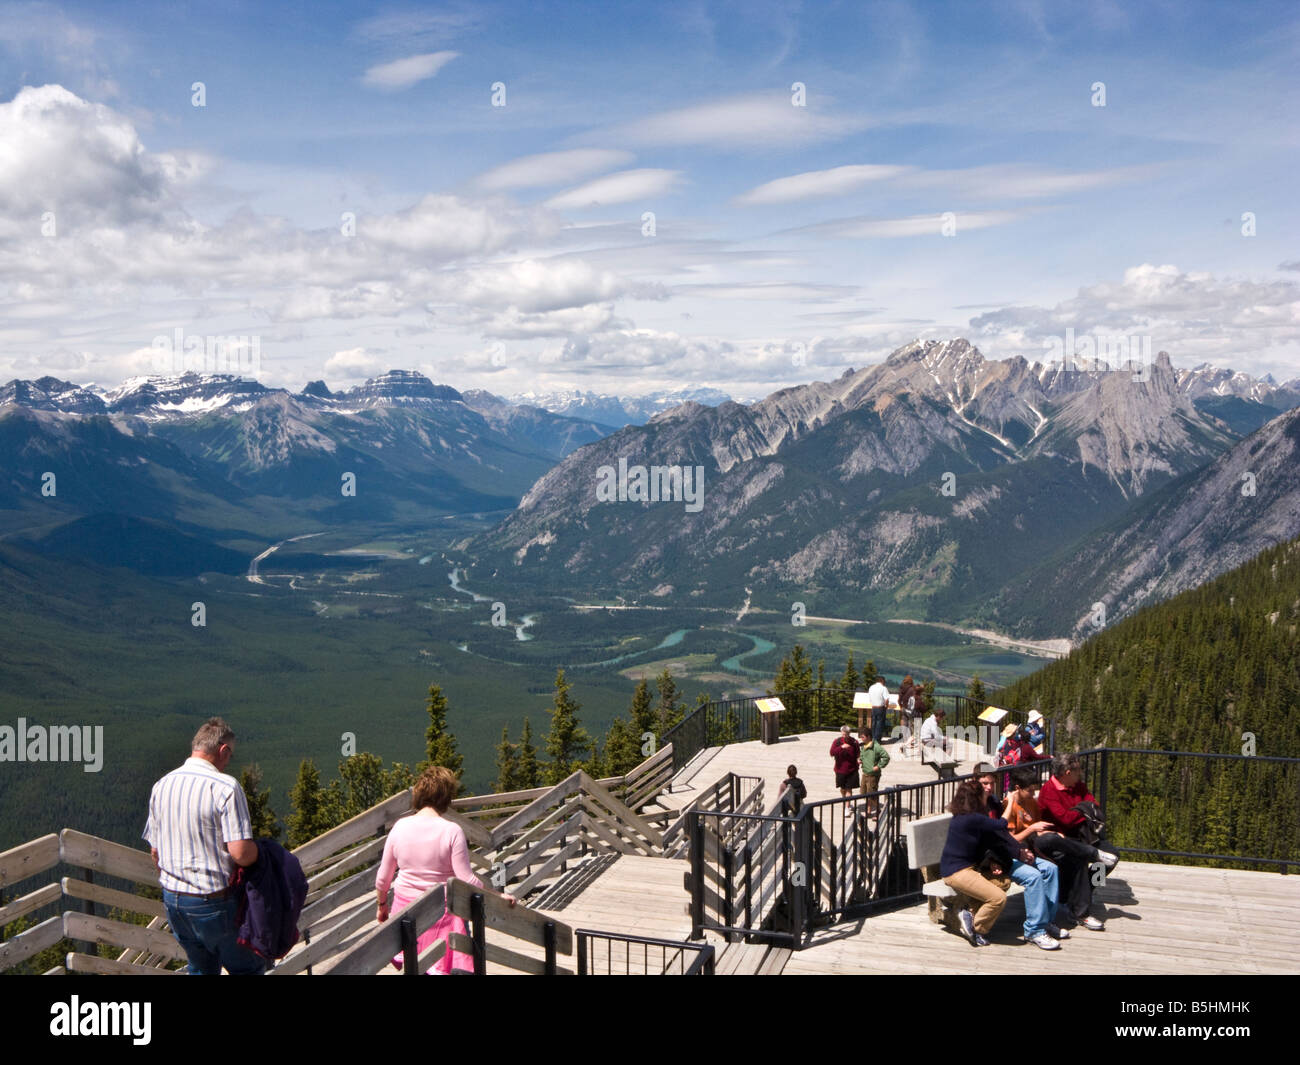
[687,808,802,947]
[576,929,715,974]
[687,747,1300,948]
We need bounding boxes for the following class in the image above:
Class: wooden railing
[663,773,764,857]
[0,744,681,975]
[328,878,575,975]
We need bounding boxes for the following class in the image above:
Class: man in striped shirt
[143,717,263,974]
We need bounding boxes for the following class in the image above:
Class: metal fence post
[469,892,486,976]
[689,812,704,939]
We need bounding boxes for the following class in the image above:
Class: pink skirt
[388,889,474,975]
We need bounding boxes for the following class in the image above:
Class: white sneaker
[1027,931,1060,950]
[1097,849,1119,869]
[1045,923,1070,940]
[1079,915,1105,931]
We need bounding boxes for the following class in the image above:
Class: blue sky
[0,0,1296,398]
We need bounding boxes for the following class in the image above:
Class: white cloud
[475,149,635,191]
[968,264,1300,373]
[324,347,392,379]
[735,164,912,206]
[603,92,868,150]
[362,193,553,255]
[545,169,682,210]
[487,304,625,339]
[361,51,459,90]
[796,210,1028,239]
[912,163,1161,200]
[0,84,203,230]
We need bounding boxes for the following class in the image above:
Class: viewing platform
[2,691,1296,976]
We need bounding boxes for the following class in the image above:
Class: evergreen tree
[494,725,519,793]
[655,668,685,734]
[421,684,463,780]
[516,718,541,788]
[328,753,412,824]
[771,645,814,693]
[239,763,280,841]
[860,658,878,686]
[629,677,656,746]
[772,645,815,728]
[967,673,987,703]
[287,759,330,847]
[545,670,592,784]
[602,716,644,777]
[837,653,861,724]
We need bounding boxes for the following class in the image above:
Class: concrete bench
[905,813,1020,932]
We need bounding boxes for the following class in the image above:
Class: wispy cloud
[735,164,912,206]
[791,210,1030,239]
[546,169,681,209]
[601,92,869,150]
[475,149,634,191]
[361,51,459,90]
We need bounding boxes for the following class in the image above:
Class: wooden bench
[921,745,959,778]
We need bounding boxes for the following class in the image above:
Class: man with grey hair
[144,717,263,974]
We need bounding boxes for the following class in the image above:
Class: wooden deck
[783,860,1300,975]
[660,730,991,813]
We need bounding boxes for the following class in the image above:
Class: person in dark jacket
[234,838,308,963]
[941,780,1034,946]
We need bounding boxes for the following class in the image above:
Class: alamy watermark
[1043,328,1154,382]
[595,458,705,513]
[0,718,104,772]
[151,327,262,378]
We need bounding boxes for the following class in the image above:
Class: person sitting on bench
[940,780,1035,947]
[1034,754,1120,931]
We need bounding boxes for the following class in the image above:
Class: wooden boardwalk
[783,860,1300,975]
[661,730,992,813]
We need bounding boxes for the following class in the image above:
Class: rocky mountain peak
[342,370,462,408]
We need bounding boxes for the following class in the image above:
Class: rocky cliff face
[464,339,1295,633]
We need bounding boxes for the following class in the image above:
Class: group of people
[828,725,891,809]
[144,716,510,976]
[939,754,1119,949]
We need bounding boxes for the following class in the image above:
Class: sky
[0,0,1297,401]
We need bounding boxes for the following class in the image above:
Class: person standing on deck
[866,676,890,745]
[144,717,264,975]
[830,726,861,799]
[858,728,890,816]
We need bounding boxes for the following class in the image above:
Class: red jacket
[1038,775,1095,830]
[830,736,860,775]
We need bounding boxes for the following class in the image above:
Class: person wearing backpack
[778,764,808,814]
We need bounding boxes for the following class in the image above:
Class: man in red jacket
[1036,753,1119,930]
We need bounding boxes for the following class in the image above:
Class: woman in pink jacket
[375,765,515,974]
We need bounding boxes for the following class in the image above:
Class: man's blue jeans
[163,889,265,975]
[1008,856,1059,938]
[871,707,887,744]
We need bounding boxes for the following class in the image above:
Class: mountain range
[461,339,1300,639]
[4,348,1300,640]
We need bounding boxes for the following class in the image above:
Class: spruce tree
[602,716,643,776]
[239,763,280,841]
[655,668,685,734]
[545,670,592,784]
[287,759,330,847]
[516,718,541,788]
[967,673,987,703]
[422,684,463,780]
[629,677,656,742]
[494,725,518,793]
